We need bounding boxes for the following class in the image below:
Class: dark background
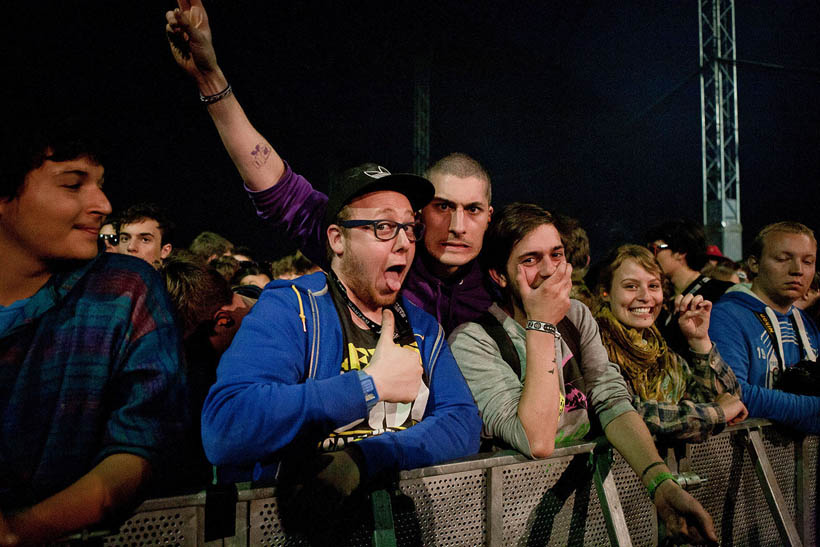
[5,1,819,262]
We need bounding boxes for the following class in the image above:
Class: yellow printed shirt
[321,281,430,452]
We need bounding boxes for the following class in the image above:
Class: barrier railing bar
[398,442,599,480]
[795,436,810,545]
[486,466,505,547]
[745,428,803,546]
[593,449,633,546]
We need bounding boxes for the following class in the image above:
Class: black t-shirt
[318,276,429,452]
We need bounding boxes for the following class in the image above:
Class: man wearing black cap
[199,158,481,531]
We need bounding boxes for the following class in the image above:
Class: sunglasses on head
[647,243,669,256]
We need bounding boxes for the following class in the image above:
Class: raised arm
[165,0,285,191]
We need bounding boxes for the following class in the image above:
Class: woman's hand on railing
[654,479,718,545]
[716,392,749,425]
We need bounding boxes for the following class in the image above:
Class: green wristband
[647,471,678,500]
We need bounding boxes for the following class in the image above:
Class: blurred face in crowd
[0,155,110,266]
[209,293,254,355]
[99,222,118,253]
[118,218,171,268]
[421,174,492,276]
[604,258,664,330]
[329,191,416,311]
[649,240,679,279]
[752,231,817,313]
[238,273,271,288]
[491,223,565,313]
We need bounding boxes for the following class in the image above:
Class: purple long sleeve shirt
[247,163,493,334]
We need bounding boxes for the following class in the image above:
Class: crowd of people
[1,0,818,544]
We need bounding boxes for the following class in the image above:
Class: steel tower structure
[413,56,431,176]
[699,0,742,260]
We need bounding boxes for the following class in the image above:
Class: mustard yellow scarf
[596,305,685,403]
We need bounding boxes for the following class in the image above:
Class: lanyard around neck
[330,270,408,340]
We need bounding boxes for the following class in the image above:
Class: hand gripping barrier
[63,419,816,546]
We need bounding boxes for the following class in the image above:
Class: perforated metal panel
[761,426,798,518]
[610,450,656,545]
[248,495,374,546]
[399,468,486,546]
[103,507,198,546]
[802,435,819,545]
[688,430,783,545]
[498,455,611,546]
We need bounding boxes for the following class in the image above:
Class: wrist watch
[526,320,562,340]
[357,370,380,410]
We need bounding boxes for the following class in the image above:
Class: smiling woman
[593,244,748,443]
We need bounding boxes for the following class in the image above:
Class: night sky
[6,1,820,262]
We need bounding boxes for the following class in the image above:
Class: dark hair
[1,115,107,200]
[118,202,176,246]
[645,219,708,271]
[189,231,235,262]
[161,256,232,338]
[231,262,269,286]
[270,250,319,279]
[425,153,492,203]
[749,221,817,259]
[211,255,240,282]
[231,246,256,262]
[555,215,590,273]
[482,202,555,276]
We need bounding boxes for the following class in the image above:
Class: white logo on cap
[364,166,392,179]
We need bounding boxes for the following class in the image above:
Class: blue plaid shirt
[0,253,187,511]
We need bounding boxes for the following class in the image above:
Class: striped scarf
[596,304,685,403]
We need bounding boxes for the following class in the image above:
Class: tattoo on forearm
[250,143,272,168]
[548,367,556,374]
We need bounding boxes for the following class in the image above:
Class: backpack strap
[557,316,582,365]
[473,311,521,378]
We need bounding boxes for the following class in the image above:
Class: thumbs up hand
[363,309,423,403]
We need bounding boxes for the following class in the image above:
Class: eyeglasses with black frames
[647,242,670,256]
[338,219,425,242]
[99,233,119,246]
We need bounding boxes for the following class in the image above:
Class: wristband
[199,83,233,105]
[357,370,379,411]
[526,320,562,340]
[640,461,665,481]
[647,471,678,500]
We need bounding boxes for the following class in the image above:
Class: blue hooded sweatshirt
[201,271,481,482]
[709,285,820,432]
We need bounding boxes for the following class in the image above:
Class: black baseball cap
[325,163,435,225]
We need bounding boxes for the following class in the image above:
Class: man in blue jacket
[200,163,481,528]
[710,221,820,432]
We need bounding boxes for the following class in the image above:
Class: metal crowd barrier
[86,419,816,546]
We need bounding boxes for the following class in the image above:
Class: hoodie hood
[720,284,795,315]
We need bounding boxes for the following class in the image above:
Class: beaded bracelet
[199,83,233,105]
[647,471,678,500]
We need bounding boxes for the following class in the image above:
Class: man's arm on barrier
[604,411,718,545]
[710,303,820,432]
[2,454,150,544]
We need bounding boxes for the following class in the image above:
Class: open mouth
[384,264,406,291]
[629,307,653,316]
